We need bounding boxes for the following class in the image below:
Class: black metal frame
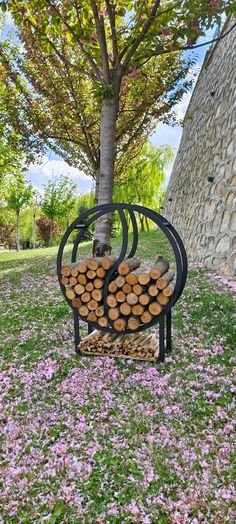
[57,203,188,362]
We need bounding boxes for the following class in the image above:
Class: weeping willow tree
[113,141,173,231]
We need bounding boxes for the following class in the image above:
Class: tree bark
[94,90,119,245]
[16,210,20,252]
[94,168,100,205]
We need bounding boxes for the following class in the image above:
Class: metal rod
[166,310,172,353]
[158,319,165,362]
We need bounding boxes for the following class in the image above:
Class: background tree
[41,174,76,246]
[1,1,236,246]
[5,173,34,251]
[36,215,60,247]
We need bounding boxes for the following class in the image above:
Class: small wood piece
[116,290,126,303]
[69,276,77,286]
[113,318,127,331]
[149,256,169,280]
[127,316,140,331]
[157,292,169,306]
[115,275,126,288]
[66,288,76,300]
[132,304,144,316]
[148,284,159,297]
[126,292,138,305]
[102,255,117,269]
[77,262,87,274]
[61,261,86,277]
[138,272,151,286]
[87,311,97,322]
[71,297,82,309]
[98,316,108,327]
[91,289,103,302]
[78,305,89,317]
[94,278,104,289]
[95,306,104,318]
[74,283,85,295]
[86,282,94,292]
[139,293,150,306]
[81,292,91,303]
[133,284,145,296]
[140,311,153,324]
[85,258,101,271]
[87,299,99,311]
[148,302,162,316]
[108,281,117,293]
[119,302,132,316]
[77,274,87,285]
[122,283,133,294]
[108,308,120,320]
[107,294,117,308]
[156,270,175,290]
[118,257,141,276]
[126,272,138,285]
[96,267,106,278]
[61,277,69,285]
[87,270,96,280]
[163,279,176,297]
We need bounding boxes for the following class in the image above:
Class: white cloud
[26,156,93,193]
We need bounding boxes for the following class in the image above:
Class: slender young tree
[5,173,34,251]
[1,1,236,247]
[41,174,76,246]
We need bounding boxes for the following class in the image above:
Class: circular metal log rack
[57,203,188,362]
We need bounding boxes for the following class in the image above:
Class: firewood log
[66,288,76,300]
[61,276,69,285]
[95,306,104,317]
[122,283,133,294]
[87,299,99,311]
[87,269,96,280]
[157,293,169,306]
[115,275,126,288]
[108,307,120,320]
[133,284,145,296]
[148,284,159,297]
[74,283,85,295]
[116,290,126,303]
[85,257,102,270]
[118,257,141,275]
[81,292,91,303]
[108,281,118,293]
[96,267,106,278]
[77,274,87,285]
[119,302,132,316]
[98,316,108,327]
[69,276,77,286]
[61,261,86,277]
[127,316,140,331]
[125,272,138,285]
[71,297,82,309]
[140,311,153,324]
[114,318,127,331]
[91,289,103,302]
[132,304,144,316]
[102,255,117,269]
[76,262,87,274]
[138,271,151,286]
[87,311,97,322]
[107,294,117,308]
[78,305,89,317]
[126,292,139,305]
[149,256,170,280]
[156,270,175,290]
[139,293,151,306]
[148,302,162,316]
[94,278,104,289]
[86,282,94,292]
[163,279,176,297]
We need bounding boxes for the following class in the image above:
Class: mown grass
[0,231,235,523]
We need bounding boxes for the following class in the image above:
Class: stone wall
[164,19,236,277]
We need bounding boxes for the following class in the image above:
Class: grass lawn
[0,230,235,523]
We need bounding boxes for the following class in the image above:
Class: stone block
[230,212,236,232]
[216,235,230,254]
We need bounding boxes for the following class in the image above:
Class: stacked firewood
[79,331,160,361]
[60,255,175,332]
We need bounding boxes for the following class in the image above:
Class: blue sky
[25,31,215,193]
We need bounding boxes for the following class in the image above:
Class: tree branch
[90,0,110,83]
[121,0,162,69]
[105,0,119,61]
[45,0,105,84]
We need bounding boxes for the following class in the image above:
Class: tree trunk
[16,210,20,252]
[94,168,100,206]
[32,210,36,249]
[94,92,119,245]
[50,218,53,247]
